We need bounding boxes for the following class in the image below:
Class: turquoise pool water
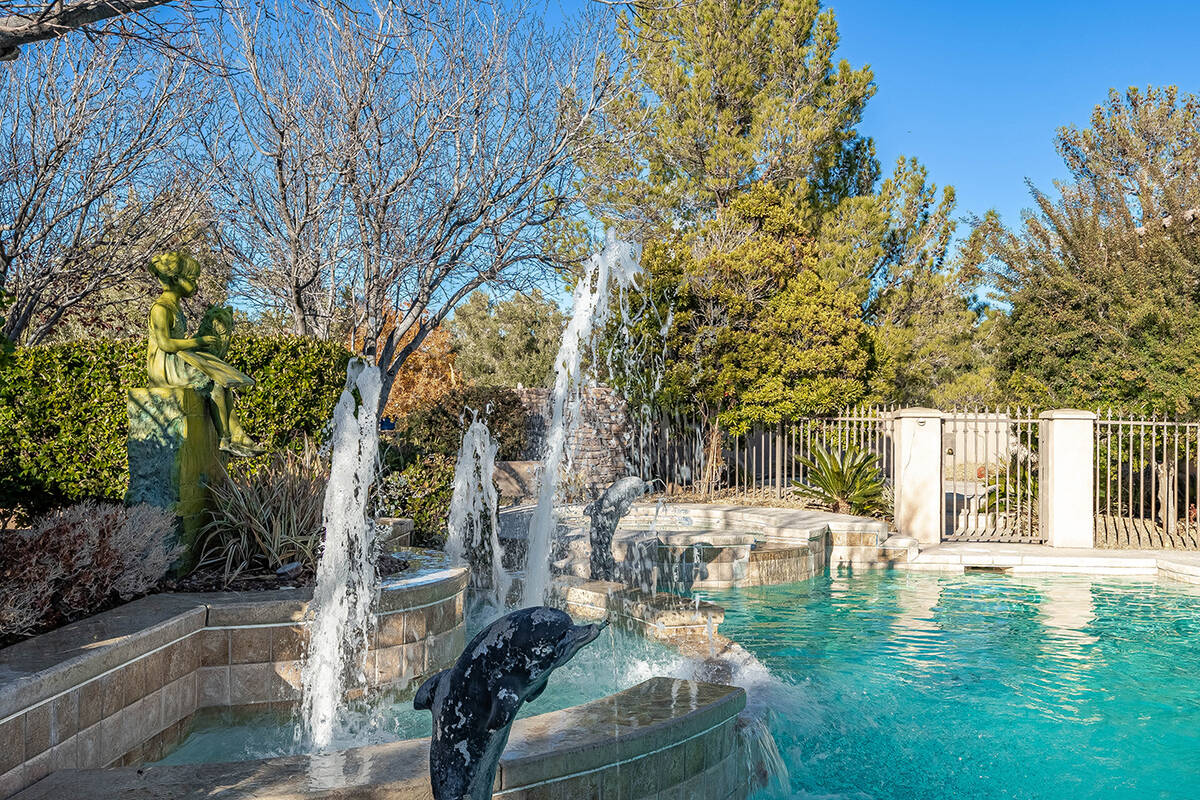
[701,571,1200,800]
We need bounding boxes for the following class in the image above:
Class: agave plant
[793,443,887,516]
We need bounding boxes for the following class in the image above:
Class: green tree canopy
[968,86,1200,414]
[449,289,566,388]
[642,183,873,434]
[815,156,989,405]
[584,1,986,409]
[589,0,877,227]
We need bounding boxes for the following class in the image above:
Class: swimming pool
[701,571,1200,800]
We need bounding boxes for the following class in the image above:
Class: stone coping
[0,566,469,727]
[618,503,887,544]
[0,595,209,723]
[552,575,726,639]
[12,678,746,800]
[903,542,1200,583]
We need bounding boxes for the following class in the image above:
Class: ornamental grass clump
[0,501,180,642]
[793,443,888,516]
[199,445,327,585]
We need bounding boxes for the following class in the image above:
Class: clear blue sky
[827,0,1200,228]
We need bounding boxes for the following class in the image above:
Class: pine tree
[969,86,1200,414]
[587,0,877,228]
[449,290,566,388]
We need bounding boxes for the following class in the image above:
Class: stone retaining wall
[619,503,907,574]
[0,565,468,799]
[514,387,631,493]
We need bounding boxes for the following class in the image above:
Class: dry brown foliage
[0,501,180,641]
[351,311,457,420]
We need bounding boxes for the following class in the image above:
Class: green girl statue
[145,251,263,457]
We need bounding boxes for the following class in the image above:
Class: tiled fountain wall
[13,677,748,800]
[0,567,468,798]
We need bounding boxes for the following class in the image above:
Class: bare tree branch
[0,33,218,343]
[0,0,175,60]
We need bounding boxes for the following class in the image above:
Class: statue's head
[148,251,203,297]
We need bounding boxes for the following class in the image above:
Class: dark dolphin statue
[584,475,649,580]
[413,606,607,800]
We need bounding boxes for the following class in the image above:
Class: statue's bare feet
[220,436,266,458]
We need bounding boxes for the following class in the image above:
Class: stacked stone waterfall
[521,234,642,606]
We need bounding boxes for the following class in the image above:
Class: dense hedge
[387,385,528,465]
[377,386,530,547]
[0,336,351,520]
[374,454,456,548]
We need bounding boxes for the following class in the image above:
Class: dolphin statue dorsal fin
[414,669,449,711]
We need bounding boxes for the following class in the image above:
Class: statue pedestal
[126,388,223,569]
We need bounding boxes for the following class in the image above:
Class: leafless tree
[0,33,215,343]
[306,0,624,411]
[203,0,349,338]
[0,1,221,62]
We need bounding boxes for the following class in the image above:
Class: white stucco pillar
[892,408,944,545]
[1039,409,1097,549]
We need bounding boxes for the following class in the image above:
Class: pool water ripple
[700,571,1200,800]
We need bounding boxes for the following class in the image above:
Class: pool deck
[899,540,1200,584]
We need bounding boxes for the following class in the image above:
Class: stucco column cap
[892,407,945,420]
[1038,408,1099,421]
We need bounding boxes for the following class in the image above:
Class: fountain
[414,607,607,800]
[298,359,382,750]
[583,475,649,580]
[522,233,642,606]
[445,411,511,612]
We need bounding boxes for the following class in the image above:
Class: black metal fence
[1094,413,1200,549]
[626,404,1200,550]
[627,406,896,498]
[942,408,1042,543]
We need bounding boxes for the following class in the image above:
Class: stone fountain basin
[655,531,759,550]
[651,532,757,590]
[11,677,746,800]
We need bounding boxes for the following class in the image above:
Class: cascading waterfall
[445,412,511,613]
[298,359,382,751]
[522,233,641,607]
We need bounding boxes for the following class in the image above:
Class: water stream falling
[298,360,382,751]
[522,234,641,606]
[445,412,511,613]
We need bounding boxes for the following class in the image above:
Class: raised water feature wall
[514,386,632,493]
[0,565,467,798]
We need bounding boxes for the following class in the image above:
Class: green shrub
[199,445,327,584]
[0,339,146,520]
[225,336,351,464]
[793,443,887,516]
[0,335,351,522]
[374,454,456,548]
[984,453,1039,512]
[388,385,528,465]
